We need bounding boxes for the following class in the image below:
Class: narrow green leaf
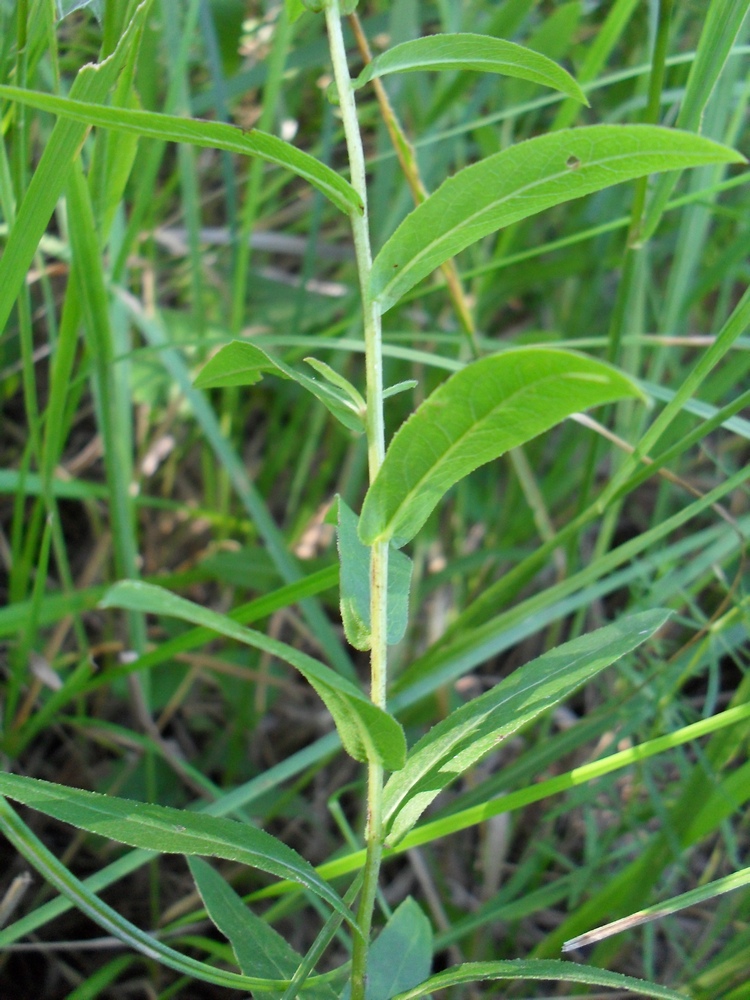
[382,380,418,401]
[0,86,362,217]
[563,864,750,952]
[383,609,671,846]
[0,772,353,928]
[353,34,588,105]
[389,959,688,1000]
[370,125,745,313]
[0,798,287,991]
[337,498,413,651]
[642,0,750,240]
[188,858,338,999]
[101,581,406,771]
[341,898,432,1000]
[358,348,644,549]
[0,1,152,339]
[195,341,364,433]
[304,358,366,415]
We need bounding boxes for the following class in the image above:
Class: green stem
[323,3,387,997]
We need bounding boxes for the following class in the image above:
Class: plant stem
[348,12,480,357]
[323,3,388,997]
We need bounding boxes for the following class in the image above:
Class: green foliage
[352,33,588,103]
[0,772,354,924]
[359,348,645,547]
[0,0,748,997]
[101,581,407,771]
[383,609,672,845]
[370,126,744,313]
[337,498,412,650]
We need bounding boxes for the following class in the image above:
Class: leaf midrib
[374,141,725,308]
[368,366,601,543]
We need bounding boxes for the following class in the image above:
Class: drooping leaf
[0,772,354,929]
[337,498,413,651]
[0,798,288,992]
[358,348,645,549]
[383,609,671,846]
[195,341,364,433]
[341,898,432,1000]
[370,125,745,313]
[101,581,406,771]
[353,33,588,105]
[388,959,689,1000]
[188,858,338,999]
[0,85,362,217]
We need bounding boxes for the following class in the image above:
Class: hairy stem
[323,3,388,997]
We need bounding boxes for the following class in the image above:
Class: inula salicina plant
[0,0,749,997]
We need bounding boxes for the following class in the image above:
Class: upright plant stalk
[347,12,480,357]
[323,3,387,996]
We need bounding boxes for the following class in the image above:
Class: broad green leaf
[0,86,362,218]
[389,959,688,1000]
[188,858,338,999]
[370,125,745,313]
[337,498,413,651]
[358,348,644,549]
[341,898,432,1000]
[353,34,588,106]
[0,1,151,339]
[195,341,364,433]
[101,581,406,771]
[383,609,671,846]
[0,772,354,930]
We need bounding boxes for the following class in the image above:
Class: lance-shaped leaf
[337,498,413,651]
[388,959,689,1000]
[101,581,406,771]
[188,858,338,999]
[353,33,587,105]
[0,797,291,991]
[0,772,354,930]
[383,609,671,846]
[195,341,364,433]
[341,898,432,1000]
[358,348,644,549]
[370,125,745,313]
[0,85,361,217]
